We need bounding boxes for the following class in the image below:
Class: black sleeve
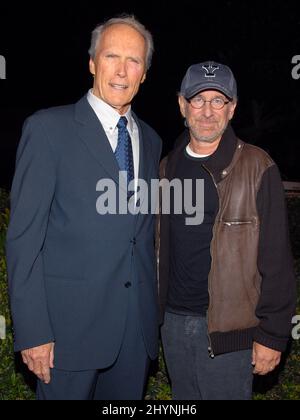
[253,164,297,352]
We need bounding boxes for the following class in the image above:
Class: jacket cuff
[253,326,289,353]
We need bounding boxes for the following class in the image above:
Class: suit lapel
[133,114,145,182]
[74,96,122,187]
[133,113,153,207]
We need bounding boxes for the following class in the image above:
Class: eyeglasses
[187,95,232,110]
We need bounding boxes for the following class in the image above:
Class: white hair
[88,14,154,70]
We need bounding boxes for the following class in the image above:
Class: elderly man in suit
[6,15,162,400]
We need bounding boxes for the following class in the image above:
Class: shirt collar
[87,89,134,134]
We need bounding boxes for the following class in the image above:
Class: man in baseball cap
[174,60,238,146]
[158,61,296,400]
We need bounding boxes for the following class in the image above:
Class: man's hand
[252,342,281,376]
[21,342,55,384]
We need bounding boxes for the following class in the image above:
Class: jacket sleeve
[6,115,56,352]
[253,164,297,352]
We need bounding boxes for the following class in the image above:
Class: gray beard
[189,124,228,144]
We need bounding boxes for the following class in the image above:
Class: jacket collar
[170,124,238,184]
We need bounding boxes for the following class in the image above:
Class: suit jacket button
[124,282,132,288]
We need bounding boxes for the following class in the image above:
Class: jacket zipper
[223,221,252,226]
[206,311,215,359]
[202,164,219,359]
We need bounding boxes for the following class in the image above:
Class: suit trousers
[36,284,150,400]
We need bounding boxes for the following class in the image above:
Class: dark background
[1,0,300,189]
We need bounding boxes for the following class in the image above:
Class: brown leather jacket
[158,125,296,356]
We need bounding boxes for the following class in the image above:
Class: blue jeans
[161,312,253,400]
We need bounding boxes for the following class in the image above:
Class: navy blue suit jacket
[6,96,162,370]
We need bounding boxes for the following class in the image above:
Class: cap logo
[202,64,219,78]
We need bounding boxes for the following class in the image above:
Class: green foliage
[0,188,299,400]
[0,189,34,400]
[145,348,171,400]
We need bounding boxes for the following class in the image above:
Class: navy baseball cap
[180,61,237,100]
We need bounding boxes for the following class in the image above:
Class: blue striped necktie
[115,116,134,190]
